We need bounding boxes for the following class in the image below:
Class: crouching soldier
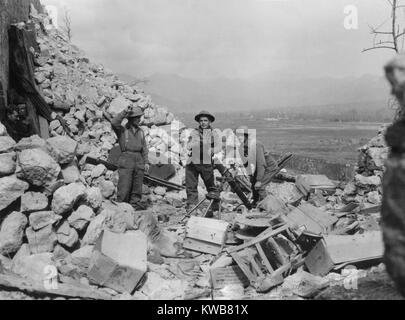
[236,126,279,205]
[186,111,222,218]
[111,106,150,210]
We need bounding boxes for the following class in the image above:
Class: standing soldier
[186,111,222,217]
[236,126,279,205]
[111,106,150,210]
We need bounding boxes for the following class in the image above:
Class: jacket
[111,111,149,168]
[187,127,222,165]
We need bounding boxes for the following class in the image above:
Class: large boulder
[0,212,28,255]
[17,148,61,187]
[14,135,47,152]
[51,183,87,215]
[21,192,49,213]
[0,176,29,211]
[0,152,16,177]
[0,136,16,153]
[47,136,78,165]
[26,225,57,254]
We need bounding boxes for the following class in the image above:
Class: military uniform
[239,138,279,204]
[186,111,221,213]
[111,109,149,208]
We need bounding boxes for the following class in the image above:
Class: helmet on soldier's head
[195,111,215,123]
[128,107,144,118]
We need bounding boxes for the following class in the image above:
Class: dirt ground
[315,271,404,300]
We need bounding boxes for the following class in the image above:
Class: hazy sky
[41,0,399,80]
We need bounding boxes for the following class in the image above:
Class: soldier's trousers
[116,152,145,207]
[186,163,219,210]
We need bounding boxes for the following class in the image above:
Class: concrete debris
[51,183,87,215]
[46,136,78,165]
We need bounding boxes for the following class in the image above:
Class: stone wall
[0,0,42,119]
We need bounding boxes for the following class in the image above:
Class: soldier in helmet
[111,106,150,210]
[186,111,222,217]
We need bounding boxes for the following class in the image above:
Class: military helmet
[195,110,215,123]
[128,107,144,118]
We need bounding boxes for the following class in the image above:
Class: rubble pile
[0,7,392,300]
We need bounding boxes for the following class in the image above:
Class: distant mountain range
[117,72,392,114]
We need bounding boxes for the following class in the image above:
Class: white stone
[0,212,28,255]
[68,205,95,231]
[100,180,115,198]
[17,148,61,187]
[0,122,7,136]
[81,213,106,246]
[29,211,61,231]
[61,161,81,184]
[108,96,132,117]
[56,221,79,248]
[0,136,16,153]
[52,183,87,215]
[0,176,29,211]
[12,250,55,283]
[14,135,47,152]
[26,225,57,254]
[86,187,103,210]
[0,152,16,177]
[21,192,49,213]
[91,164,107,179]
[47,136,78,164]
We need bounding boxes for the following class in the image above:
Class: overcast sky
[41,0,399,80]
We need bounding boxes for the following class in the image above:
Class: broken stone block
[47,136,78,165]
[100,180,115,198]
[17,148,61,187]
[88,230,147,294]
[70,245,94,270]
[12,250,55,283]
[29,211,61,231]
[0,152,16,177]
[61,161,81,184]
[104,202,136,234]
[26,225,57,254]
[108,96,132,117]
[21,192,49,213]
[53,244,71,261]
[0,136,16,154]
[81,213,107,246]
[91,164,107,179]
[14,135,47,152]
[52,183,87,215]
[85,187,103,210]
[0,176,29,211]
[56,221,79,248]
[68,205,95,231]
[0,212,28,255]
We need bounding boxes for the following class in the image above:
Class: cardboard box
[88,230,147,294]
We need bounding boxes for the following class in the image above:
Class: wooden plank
[250,258,264,278]
[229,252,257,284]
[0,273,111,300]
[299,203,338,230]
[227,225,289,254]
[267,238,288,266]
[183,238,222,255]
[210,266,250,289]
[324,232,384,264]
[304,240,335,276]
[255,243,274,274]
[186,217,229,245]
